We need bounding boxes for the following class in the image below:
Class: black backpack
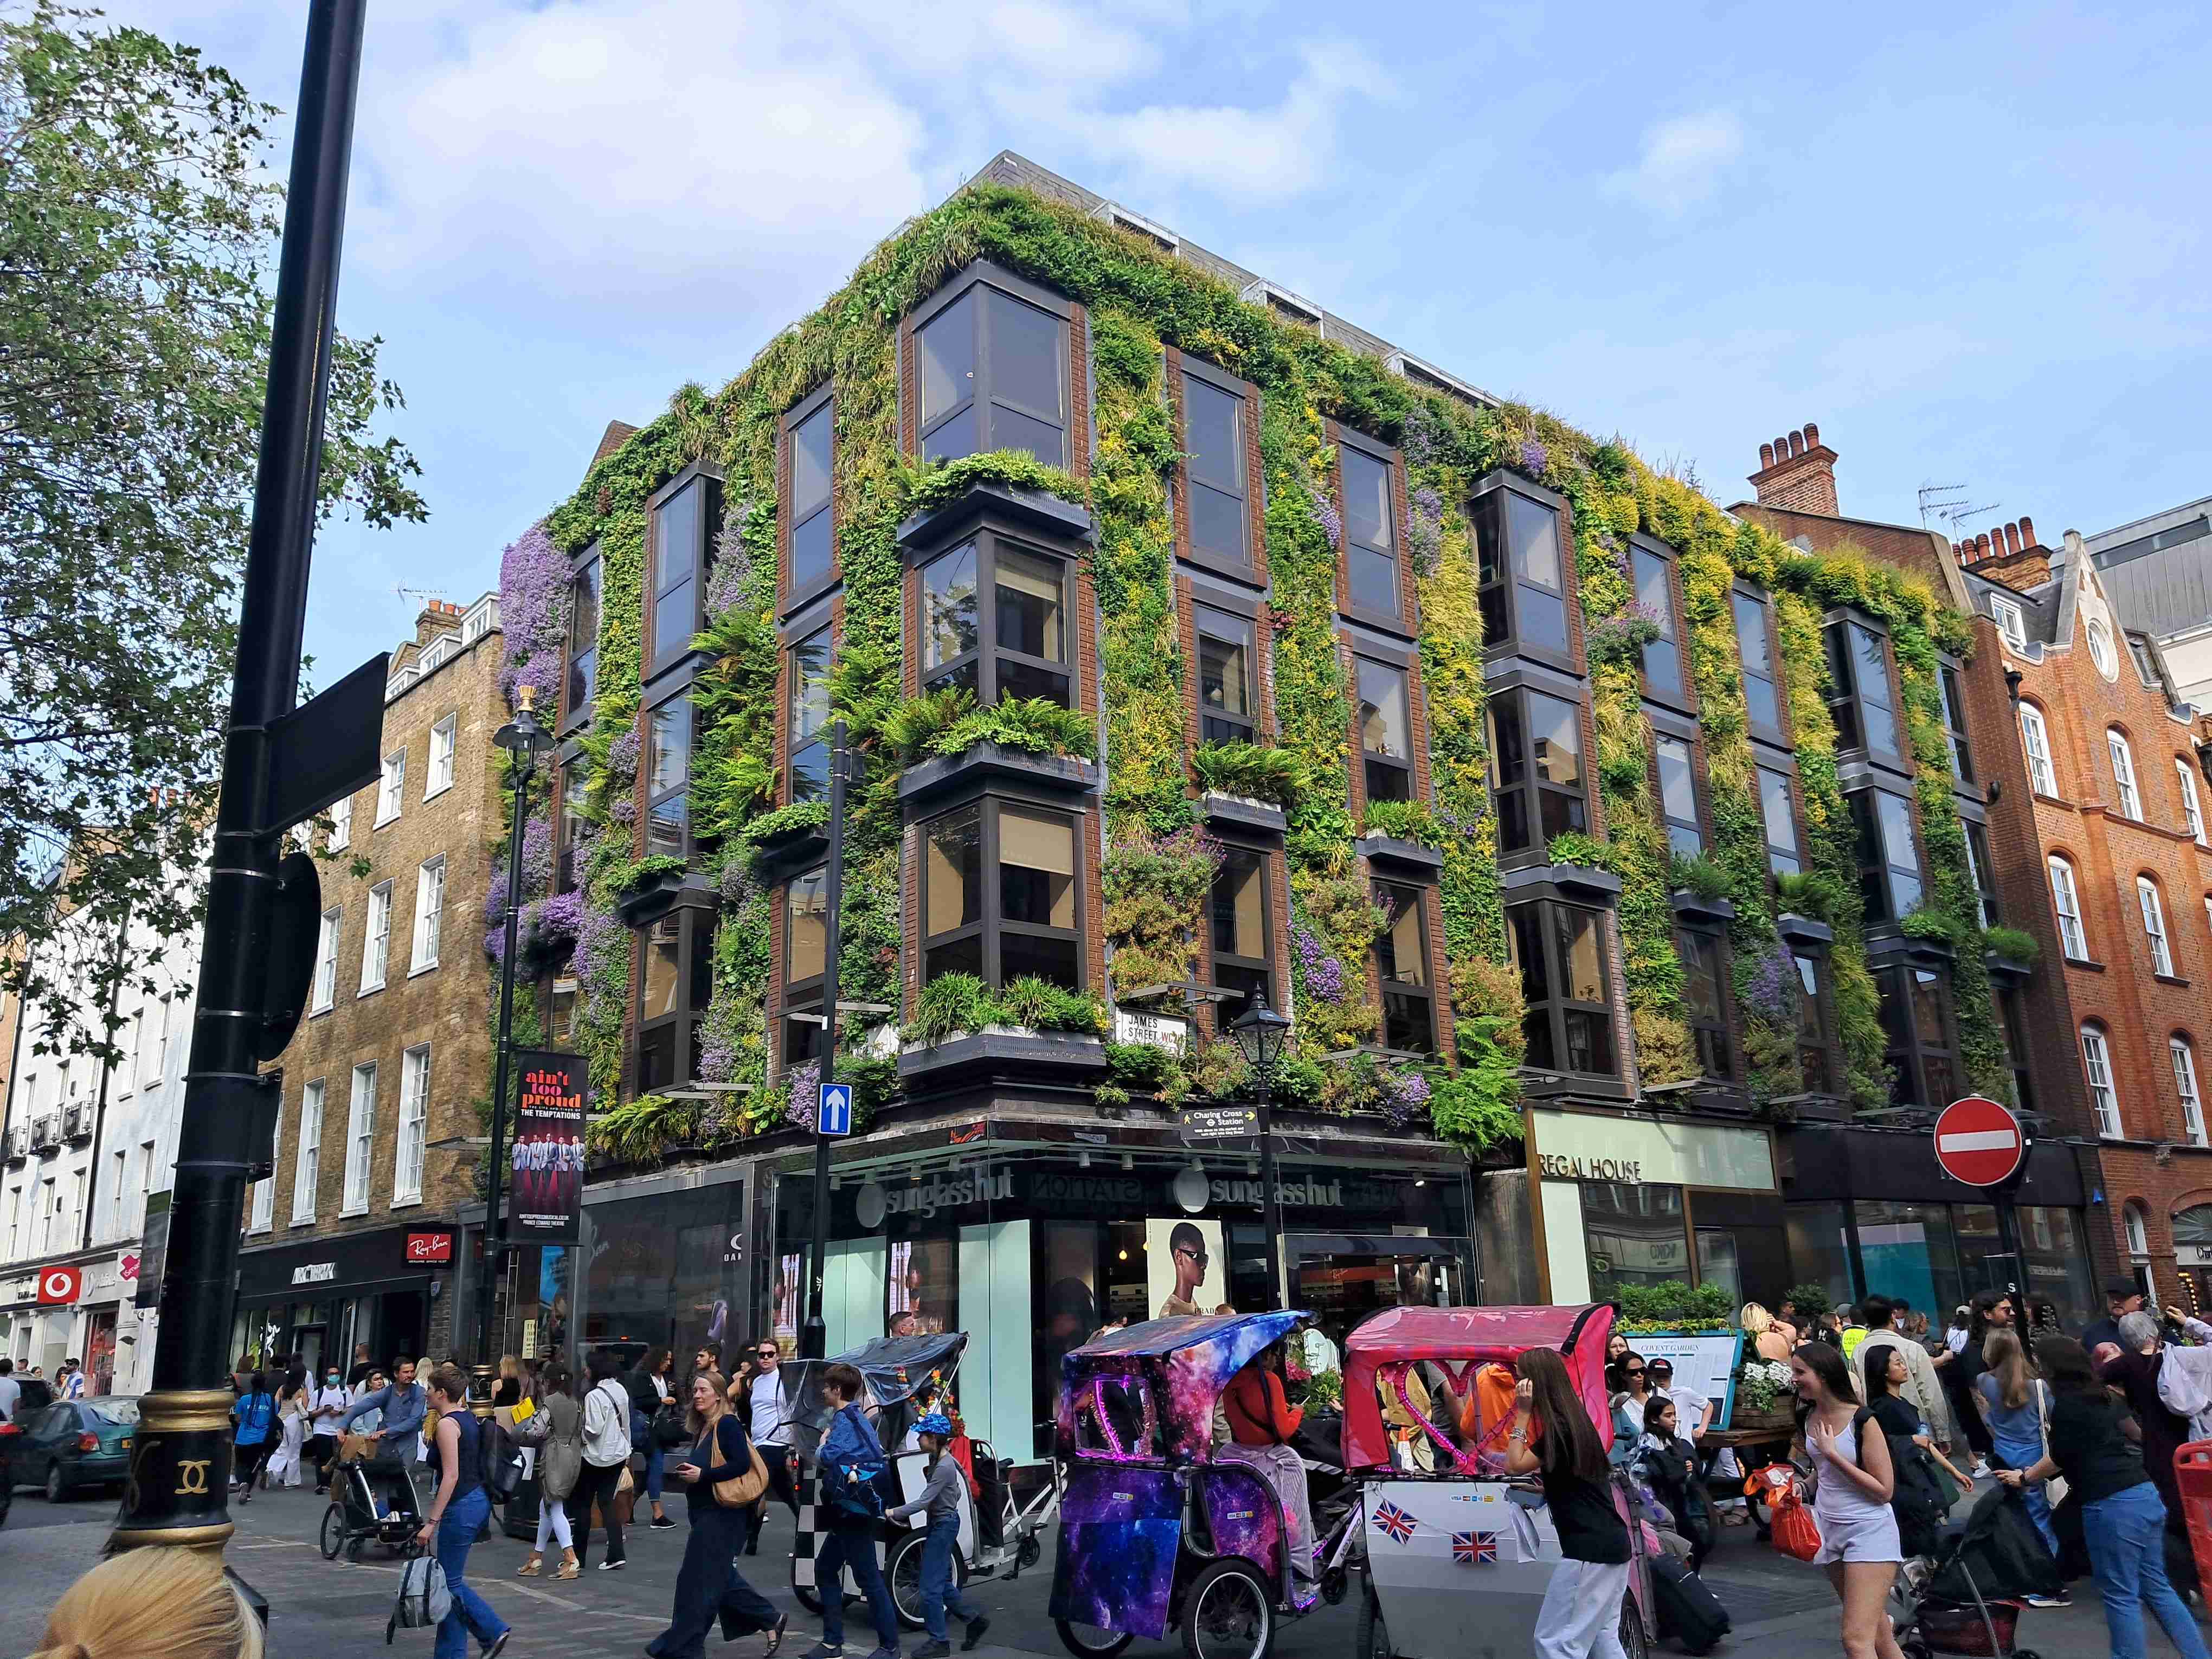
[1856,1405,1946,1557]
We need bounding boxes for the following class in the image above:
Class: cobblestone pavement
[0,1474,2159,1657]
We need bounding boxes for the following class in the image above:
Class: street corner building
[419,153,2212,1446]
[233,593,506,1373]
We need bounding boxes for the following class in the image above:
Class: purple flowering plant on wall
[1519,439,1548,479]
[1745,944,1797,1023]
[1293,924,1347,1004]
[498,523,567,711]
[1301,477,1341,550]
[1407,486,1445,578]
[1380,1068,1432,1128]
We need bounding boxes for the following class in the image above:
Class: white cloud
[1603,110,1745,217]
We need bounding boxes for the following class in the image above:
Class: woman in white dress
[266,1362,311,1488]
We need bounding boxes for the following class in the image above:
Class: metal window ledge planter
[1356,832,1444,872]
[1771,1090,1853,1124]
[897,743,1098,805]
[614,867,704,929]
[747,817,831,874]
[898,1025,1108,1081]
[1984,948,2036,983]
[1500,861,1623,906]
[896,480,1096,554]
[1776,912,1835,950]
[1205,793,1289,837]
[1668,889,1735,925]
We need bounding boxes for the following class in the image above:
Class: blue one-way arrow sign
[818,1082,853,1137]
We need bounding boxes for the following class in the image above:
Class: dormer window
[1475,481,1570,661]
[1990,593,2028,651]
[916,273,1068,469]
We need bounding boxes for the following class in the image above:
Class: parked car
[8,1397,138,1501]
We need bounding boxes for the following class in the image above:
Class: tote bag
[386,1549,451,1642]
[2033,1382,2070,1507]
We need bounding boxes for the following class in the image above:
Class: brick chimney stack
[1748,422,1840,517]
[1953,517,2052,590]
[415,597,464,647]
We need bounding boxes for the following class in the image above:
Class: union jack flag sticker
[1451,1531,1499,1564]
[1372,1501,1417,1544]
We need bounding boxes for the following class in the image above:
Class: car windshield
[86,1400,139,1426]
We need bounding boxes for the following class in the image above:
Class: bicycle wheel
[319,1502,347,1561]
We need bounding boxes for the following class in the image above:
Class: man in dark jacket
[2082,1276,2146,1356]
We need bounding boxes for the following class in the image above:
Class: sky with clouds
[108,1,2212,683]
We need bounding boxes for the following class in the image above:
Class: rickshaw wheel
[1053,1618,1133,1658]
[319,1503,346,1561]
[787,1553,824,1616]
[1182,1558,1273,1659]
[889,1529,966,1630]
[1615,1598,1648,1659]
[1355,1578,1388,1659]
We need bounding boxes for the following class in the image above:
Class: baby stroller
[319,1439,429,1562]
[1895,1485,2059,1659]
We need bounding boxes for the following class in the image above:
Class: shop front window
[2016,1206,2098,1332]
[1853,1200,1965,1328]
[1784,1201,1853,1312]
[1580,1182,1689,1296]
[921,799,1082,991]
[1508,901,1617,1078]
[1488,688,1587,857]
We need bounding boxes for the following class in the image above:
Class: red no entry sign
[1934,1096,2025,1186]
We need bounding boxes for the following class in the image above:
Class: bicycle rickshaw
[1048,1309,1358,1659]
[786,1331,1057,1629]
[1340,1302,1656,1659]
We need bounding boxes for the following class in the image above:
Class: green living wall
[488,182,2006,1169]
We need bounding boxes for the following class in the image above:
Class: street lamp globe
[496,683,556,759]
[1229,991,1293,1072]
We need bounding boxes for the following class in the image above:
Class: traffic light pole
[800,722,848,1362]
[113,0,366,1556]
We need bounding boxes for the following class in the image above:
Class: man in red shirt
[1220,1341,1315,1583]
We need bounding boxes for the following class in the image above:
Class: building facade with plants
[462,155,2102,1451]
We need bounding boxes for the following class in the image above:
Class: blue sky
[119,1,2212,684]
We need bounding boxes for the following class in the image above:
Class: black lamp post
[1229,992,1294,1310]
[477,684,554,1387]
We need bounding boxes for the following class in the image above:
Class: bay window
[1340,436,1401,623]
[1825,618,1902,764]
[564,546,602,726]
[1195,605,1257,744]
[786,393,835,602]
[921,799,1083,990]
[1850,789,1923,923]
[916,274,1068,468]
[1180,362,1252,571]
[787,628,832,802]
[1508,901,1617,1077]
[636,906,714,1092]
[1372,880,1436,1054]
[1632,542,1686,699]
[1475,482,1571,659]
[1210,847,1275,1011]
[1355,657,1413,802]
[1879,963,1958,1108]
[1675,927,1733,1081]
[1795,953,1836,1096]
[1488,688,1588,857]
[648,471,719,676]
[1733,588,1786,742]
[783,868,828,1067]
[919,535,1071,708]
[645,696,693,859]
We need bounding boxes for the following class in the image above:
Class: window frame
[1674,922,1735,1082]
[1192,598,1261,747]
[1962,816,2001,929]
[1487,682,1590,863]
[1793,949,1839,1097]
[2081,1024,2121,1137]
[1938,660,1974,786]
[1878,961,1961,1110]
[2175,1037,2207,1147]
[376,749,406,826]
[1732,584,1789,746]
[781,866,831,1070]
[916,528,1078,711]
[917,794,1088,994]
[645,464,723,682]
[556,764,589,895]
[2180,757,2208,845]
[250,1096,278,1231]
[2049,855,2089,960]
[561,542,603,734]
[1354,649,1417,805]
[1652,724,1705,859]
[1629,534,1692,710]
[634,903,716,1094]
[394,1045,430,1205]
[409,856,446,975]
[782,381,838,613]
[342,1062,376,1217]
[1758,763,1803,879]
[1175,354,1259,581]
[1507,898,1620,1081]
[1824,613,1907,771]
[1371,877,1437,1056]
[2086,618,2118,678]
[2020,703,2057,796]
[360,880,393,994]
[784,618,834,807]
[1335,425,1409,633]
[312,908,339,1014]
[2139,875,2176,976]
[1989,593,2028,651]
[426,713,457,800]
[644,690,697,862]
[1473,473,1576,672]
[328,794,351,853]
[1209,841,1278,1018]
[2108,728,2143,819]
[910,262,1072,471]
[291,1079,324,1225]
[1850,788,1925,924]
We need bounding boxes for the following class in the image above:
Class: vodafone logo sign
[37,1265,82,1305]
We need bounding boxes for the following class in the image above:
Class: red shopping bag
[1757,1471,1822,1564]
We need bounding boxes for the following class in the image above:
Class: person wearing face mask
[308,1366,351,1493]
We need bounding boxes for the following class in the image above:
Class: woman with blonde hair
[32,1547,266,1659]
[1740,1303,1793,1364]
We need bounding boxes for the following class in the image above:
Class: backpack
[385,1551,451,1642]
[480,1418,525,1502]
[1857,1405,1946,1558]
[236,1393,273,1442]
[819,1405,886,1522]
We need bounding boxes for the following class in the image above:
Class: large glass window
[1825,619,1901,762]
[1963,819,2000,928]
[1634,547,1685,698]
[1581,1183,1689,1296]
[1194,606,1256,744]
[2108,729,2143,819]
[783,868,828,1067]
[1508,901,1617,1077]
[1475,488,1570,656]
[1676,928,1733,1080]
[635,909,713,1093]
[2020,704,2057,795]
[1760,767,1802,878]
[1182,371,1249,568]
[787,400,835,597]
[651,475,714,673]
[919,799,1082,991]
[1940,664,1975,785]
[1373,881,1435,1054]
[1488,689,1587,856]
[1733,589,1784,740]
[645,697,692,860]
[919,535,1071,709]
[1850,789,1923,922]
[1656,733,1701,858]
[917,284,1067,468]
[1852,1200,1965,1328]
[2140,876,2176,975]
[2049,855,2088,959]
[1356,658,1412,802]
[1795,952,1835,1095]
[1877,963,1957,1107]
[1342,445,1400,620]
[1211,848,1274,1012]
[1784,1201,1853,1312]
[565,550,601,723]
[2082,1024,2121,1136]
[787,628,833,802]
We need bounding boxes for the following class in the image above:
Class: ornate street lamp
[1228,992,1295,1310]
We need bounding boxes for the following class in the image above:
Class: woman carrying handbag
[646,1368,786,1659]
[516,1361,585,1580]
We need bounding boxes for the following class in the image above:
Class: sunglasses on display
[1178,1246,1208,1267]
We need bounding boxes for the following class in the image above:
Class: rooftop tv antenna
[1919,482,1999,533]
[395,585,447,608]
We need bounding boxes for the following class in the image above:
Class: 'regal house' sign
[1538,1154,1643,1183]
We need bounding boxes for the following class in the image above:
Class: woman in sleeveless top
[416,1365,511,1659]
[1792,1342,1902,1659]
[646,1368,784,1659]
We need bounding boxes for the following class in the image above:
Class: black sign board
[134,1192,171,1310]
[260,650,390,837]
[510,1050,588,1243]
[1178,1105,1261,1140]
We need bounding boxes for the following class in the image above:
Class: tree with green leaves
[1,5,424,1057]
